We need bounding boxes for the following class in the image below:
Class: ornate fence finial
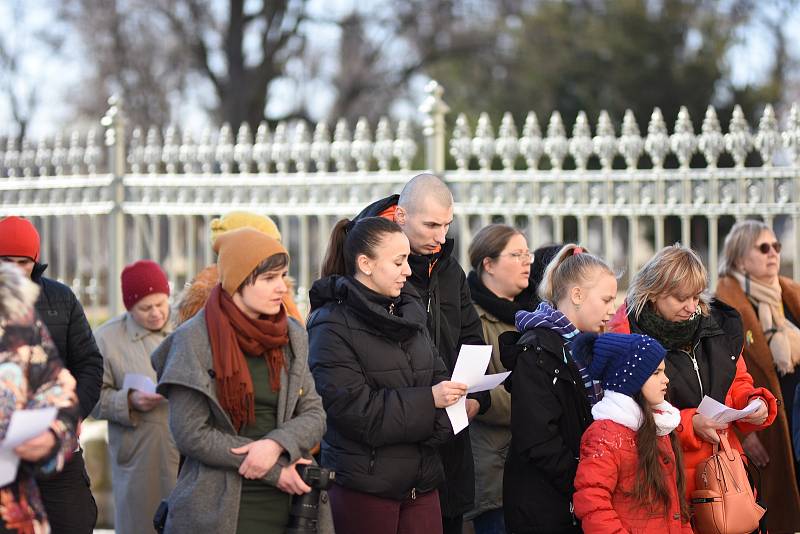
[619,110,643,169]
[4,137,19,177]
[52,132,68,176]
[331,118,352,173]
[35,137,52,176]
[725,104,752,168]
[496,112,519,171]
[162,126,180,174]
[569,111,593,170]
[352,118,373,172]
[374,117,394,172]
[699,106,723,168]
[450,113,472,171]
[670,106,696,169]
[645,107,669,169]
[545,111,568,170]
[519,111,543,171]
[197,127,216,174]
[393,120,416,171]
[311,121,331,173]
[253,121,272,173]
[291,121,311,173]
[85,128,102,174]
[179,130,198,174]
[234,123,253,173]
[68,130,85,175]
[272,122,290,173]
[755,104,780,167]
[593,110,617,170]
[145,127,163,174]
[472,112,495,171]
[783,103,800,166]
[20,137,35,177]
[127,128,144,174]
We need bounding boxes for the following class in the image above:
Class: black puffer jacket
[500,327,592,534]
[307,276,453,500]
[32,263,103,418]
[356,195,490,517]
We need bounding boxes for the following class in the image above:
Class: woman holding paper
[0,262,79,533]
[308,216,460,534]
[500,244,617,533]
[91,259,179,534]
[716,220,800,532]
[608,244,778,499]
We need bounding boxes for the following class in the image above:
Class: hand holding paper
[444,345,512,435]
[0,407,58,486]
[697,395,762,425]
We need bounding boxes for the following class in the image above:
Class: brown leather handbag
[691,432,765,534]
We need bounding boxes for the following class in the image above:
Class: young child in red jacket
[571,332,693,534]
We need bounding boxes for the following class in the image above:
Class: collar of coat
[717,275,800,382]
[125,311,174,342]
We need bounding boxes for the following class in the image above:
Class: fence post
[101,96,127,317]
[419,80,449,174]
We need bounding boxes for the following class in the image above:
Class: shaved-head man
[354,173,490,534]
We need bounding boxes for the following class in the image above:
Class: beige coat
[91,312,180,534]
[466,304,513,520]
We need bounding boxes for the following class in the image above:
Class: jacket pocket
[368,448,376,475]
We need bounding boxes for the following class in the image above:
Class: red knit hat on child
[0,216,41,261]
[121,260,170,310]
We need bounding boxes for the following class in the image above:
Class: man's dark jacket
[307,276,453,499]
[32,262,104,418]
[355,195,490,518]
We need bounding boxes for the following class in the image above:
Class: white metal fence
[2,81,799,318]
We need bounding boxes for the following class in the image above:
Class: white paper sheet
[468,371,512,394]
[0,407,58,486]
[122,373,157,394]
[445,345,512,435]
[696,395,761,424]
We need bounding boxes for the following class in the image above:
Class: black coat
[307,276,453,500]
[356,195,490,517]
[499,327,592,534]
[32,263,104,419]
[628,300,743,410]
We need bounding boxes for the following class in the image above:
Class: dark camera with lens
[285,464,335,534]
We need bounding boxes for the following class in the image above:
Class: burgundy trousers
[328,484,443,534]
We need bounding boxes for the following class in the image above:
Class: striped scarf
[515,302,603,405]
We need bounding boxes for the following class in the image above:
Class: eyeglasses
[755,241,782,254]
[498,251,533,262]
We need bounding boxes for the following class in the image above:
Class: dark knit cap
[572,332,666,397]
[121,260,170,310]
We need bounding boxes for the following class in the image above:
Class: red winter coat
[574,419,693,534]
[608,303,778,497]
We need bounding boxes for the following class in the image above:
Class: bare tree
[0,1,39,142]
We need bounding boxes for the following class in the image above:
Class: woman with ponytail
[151,228,329,534]
[500,244,617,533]
[571,332,692,533]
[309,216,463,534]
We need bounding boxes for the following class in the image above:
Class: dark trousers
[36,449,98,534]
[329,484,442,534]
[442,514,463,534]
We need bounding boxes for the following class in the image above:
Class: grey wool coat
[91,312,180,534]
[151,310,332,534]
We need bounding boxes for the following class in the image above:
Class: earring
[575,302,581,311]
[365,271,372,276]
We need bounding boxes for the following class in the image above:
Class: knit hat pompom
[210,211,281,246]
[577,332,667,397]
[571,332,599,368]
[121,260,170,310]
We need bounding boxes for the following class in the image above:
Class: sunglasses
[756,241,782,254]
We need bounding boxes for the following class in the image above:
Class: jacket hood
[308,275,426,341]
[31,261,48,282]
[354,194,400,221]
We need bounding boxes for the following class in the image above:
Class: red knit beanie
[0,216,41,261]
[121,260,170,310]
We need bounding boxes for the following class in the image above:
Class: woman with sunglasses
[716,221,800,533]
[608,244,777,506]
